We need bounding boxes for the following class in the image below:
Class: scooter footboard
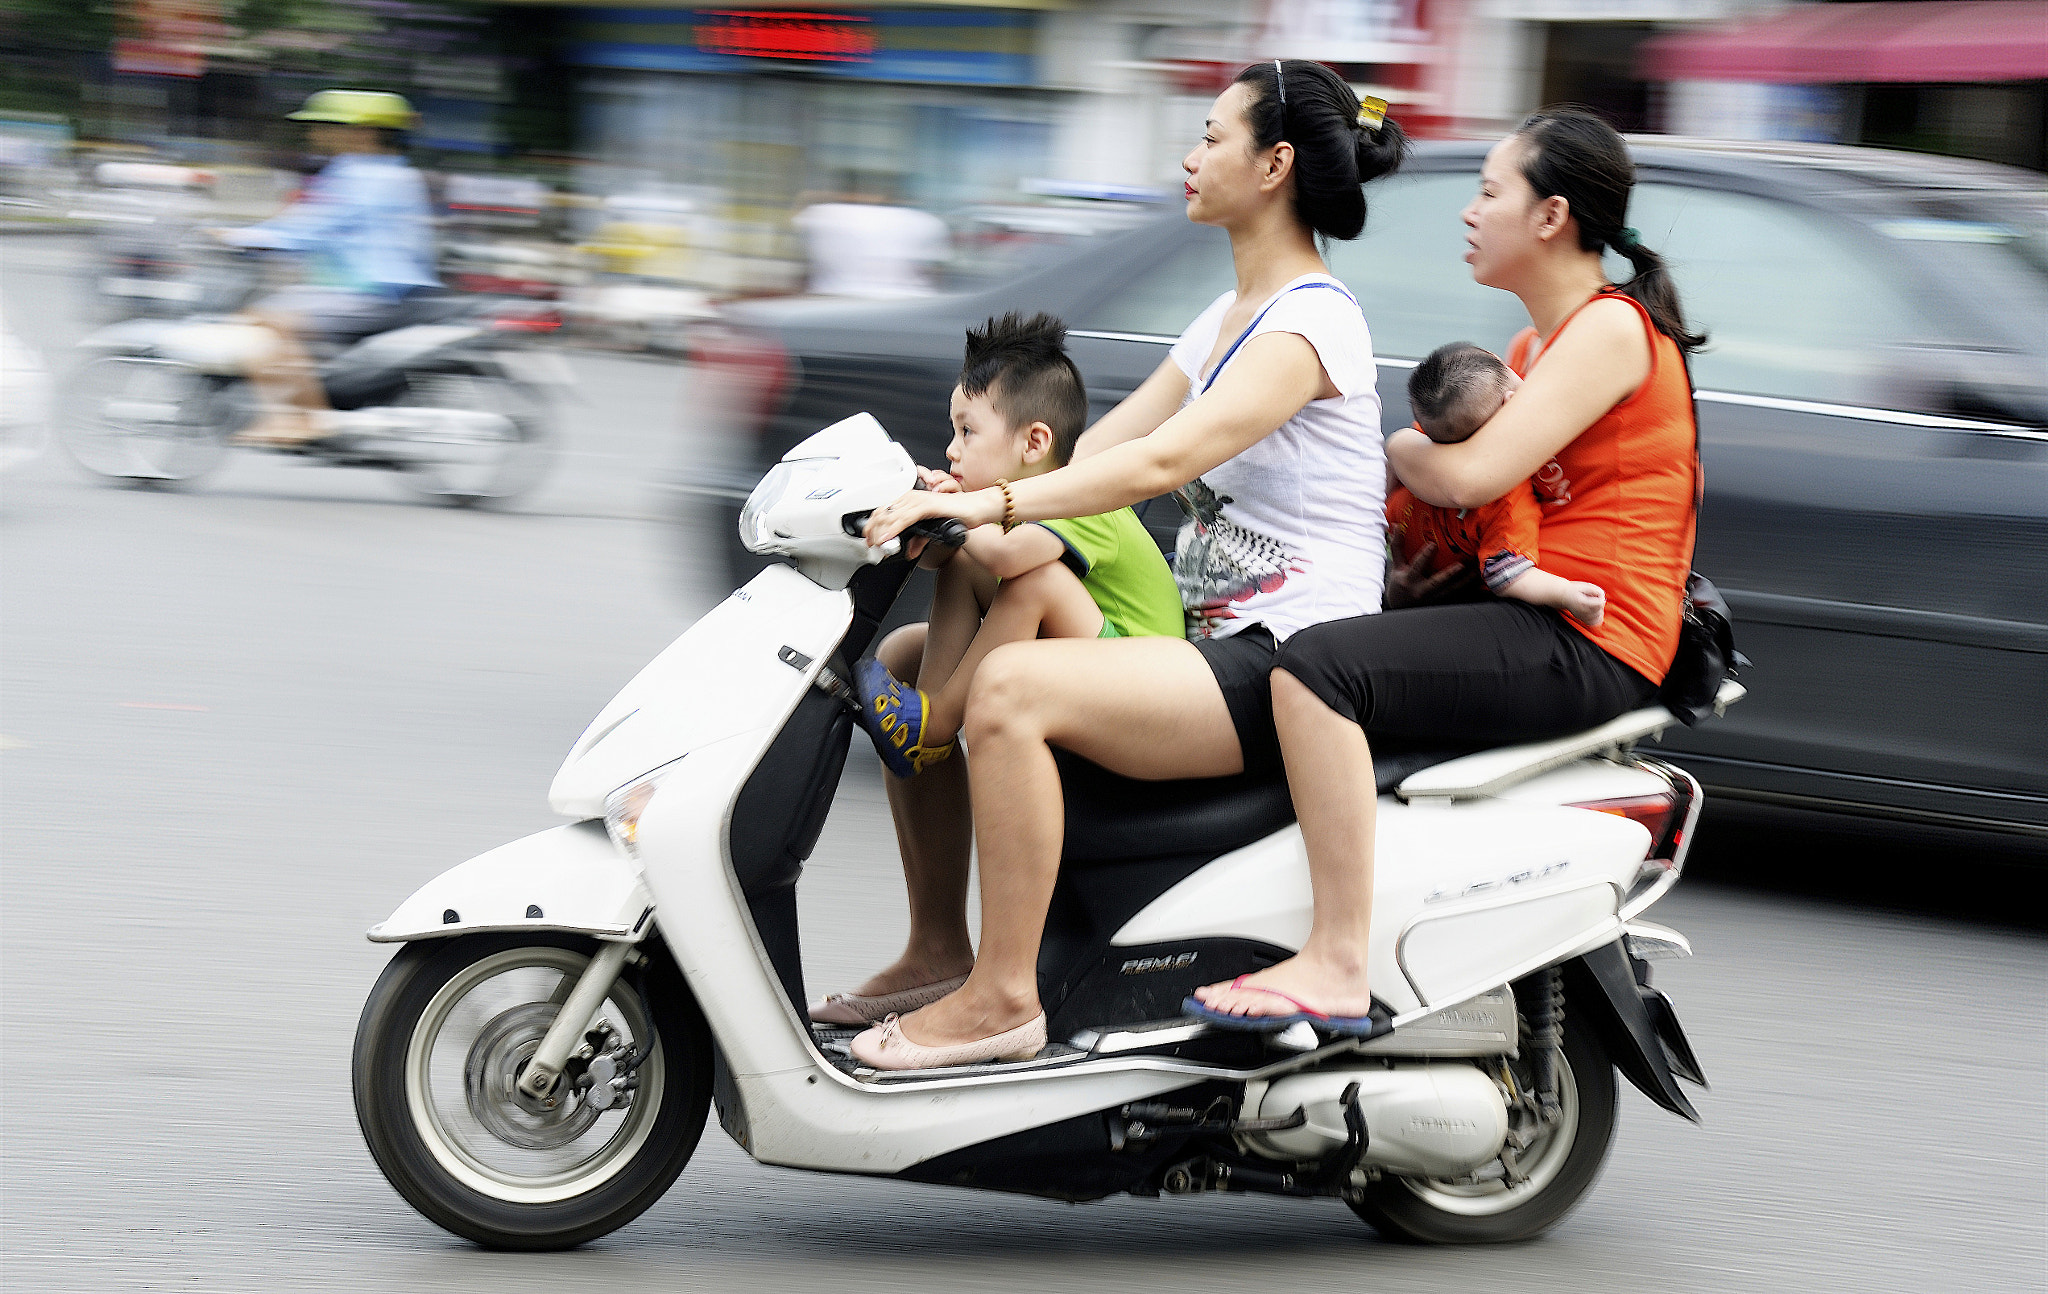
[367,820,653,943]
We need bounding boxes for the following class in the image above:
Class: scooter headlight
[603,757,683,860]
[737,461,797,554]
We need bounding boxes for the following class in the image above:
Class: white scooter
[352,413,1731,1250]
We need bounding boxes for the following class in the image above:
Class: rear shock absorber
[1526,966,1565,1124]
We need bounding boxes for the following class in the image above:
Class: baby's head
[948,312,1087,489]
[1408,342,1520,444]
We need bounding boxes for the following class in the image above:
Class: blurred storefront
[1431,0,1764,135]
[566,10,1053,215]
[1643,1,2048,170]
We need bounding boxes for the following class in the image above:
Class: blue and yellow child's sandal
[855,657,954,778]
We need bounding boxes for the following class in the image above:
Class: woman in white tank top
[839,61,1408,1069]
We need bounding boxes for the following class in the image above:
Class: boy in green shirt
[857,312,1183,778]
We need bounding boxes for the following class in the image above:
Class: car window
[1324,171,1528,361]
[1080,227,1236,338]
[1630,184,1933,406]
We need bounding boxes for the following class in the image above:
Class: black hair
[1231,59,1408,241]
[1409,342,1514,443]
[959,312,1088,464]
[1513,108,1706,354]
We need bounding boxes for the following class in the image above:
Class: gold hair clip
[1357,96,1388,132]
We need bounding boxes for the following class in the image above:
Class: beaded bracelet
[995,478,1016,532]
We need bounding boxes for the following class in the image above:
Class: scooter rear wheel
[1348,1012,1617,1244]
[389,371,554,507]
[352,933,711,1250]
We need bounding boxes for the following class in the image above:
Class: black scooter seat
[1057,745,1468,865]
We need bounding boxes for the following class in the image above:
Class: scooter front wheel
[57,356,232,486]
[352,933,712,1250]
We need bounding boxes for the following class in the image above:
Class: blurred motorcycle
[56,250,573,506]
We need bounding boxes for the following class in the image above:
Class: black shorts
[1275,602,1657,748]
[1193,625,1284,778]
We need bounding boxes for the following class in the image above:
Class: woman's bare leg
[841,622,976,999]
[239,309,331,444]
[1191,667,1375,1019]
[923,562,1102,743]
[886,636,1243,1046]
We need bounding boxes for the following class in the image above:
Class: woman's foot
[854,658,955,778]
[1188,952,1374,1024]
[809,973,968,1026]
[847,981,1045,1070]
[230,408,332,447]
[807,951,975,1025]
[849,1010,1047,1071]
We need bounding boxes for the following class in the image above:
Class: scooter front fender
[367,820,652,944]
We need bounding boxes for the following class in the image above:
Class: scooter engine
[1242,1065,1508,1178]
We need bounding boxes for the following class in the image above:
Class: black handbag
[1656,359,1745,726]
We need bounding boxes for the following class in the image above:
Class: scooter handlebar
[838,511,969,550]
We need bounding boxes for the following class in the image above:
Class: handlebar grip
[839,510,968,549]
[911,518,970,548]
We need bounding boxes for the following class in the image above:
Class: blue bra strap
[1202,278,1356,390]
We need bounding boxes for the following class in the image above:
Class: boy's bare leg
[916,551,999,699]
[844,622,977,1000]
[924,561,1102,744]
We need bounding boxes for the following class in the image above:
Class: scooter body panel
[549,563,854,819]
[1112,785,1654,1016]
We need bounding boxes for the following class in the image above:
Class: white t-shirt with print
[1166,273,1387,641]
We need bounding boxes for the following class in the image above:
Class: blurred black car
[685,139,2048,850]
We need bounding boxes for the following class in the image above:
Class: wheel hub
[465,1003,602,1150]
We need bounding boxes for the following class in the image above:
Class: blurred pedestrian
[214,90,438,446]
[793,177,948,299]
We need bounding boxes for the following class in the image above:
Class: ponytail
[1515,109,1705,354]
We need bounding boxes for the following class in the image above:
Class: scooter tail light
[1568,792,1682,860]
[492,309,562,333]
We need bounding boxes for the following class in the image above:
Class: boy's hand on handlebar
[917,467,962,494]
[862,487,1000,549]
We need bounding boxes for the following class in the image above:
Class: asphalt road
[3,235,2043,1293]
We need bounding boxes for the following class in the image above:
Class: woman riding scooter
[214,89,439,447]
[1190,108,1705,1028]
[847,60,1407,1068]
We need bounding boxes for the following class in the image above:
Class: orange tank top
[1505,288,1697,685]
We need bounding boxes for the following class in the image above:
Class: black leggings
[1276,601,1657,747]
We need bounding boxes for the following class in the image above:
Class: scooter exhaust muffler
[1243,1065,1509,1178]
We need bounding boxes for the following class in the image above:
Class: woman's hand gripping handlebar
[843,474,971,557]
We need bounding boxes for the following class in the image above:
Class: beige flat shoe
[808,974,968,1026]
[849,1011,1047,1071]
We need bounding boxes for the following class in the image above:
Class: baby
[856,312,1183,776]
[1390,342,1606,627]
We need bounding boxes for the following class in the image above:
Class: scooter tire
[352,932,712,1250]
[1348,1012,1618,1244]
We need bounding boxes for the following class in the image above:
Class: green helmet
[286,89,417,130]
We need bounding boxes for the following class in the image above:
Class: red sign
[693,10,877,63]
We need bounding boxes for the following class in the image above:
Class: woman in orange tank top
[1190,109,1704,1029]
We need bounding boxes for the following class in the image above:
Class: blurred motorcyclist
[215,90,439,446]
